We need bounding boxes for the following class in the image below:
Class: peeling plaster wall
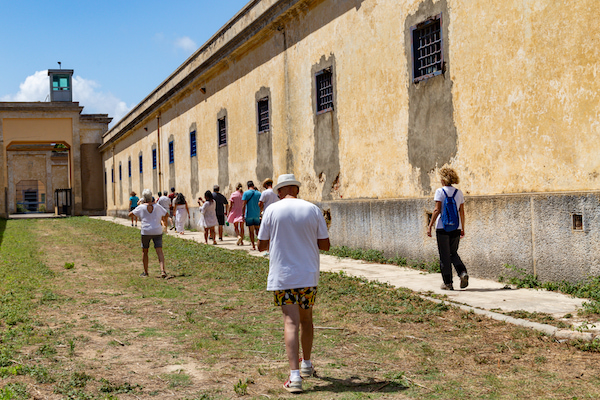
[101,0,600,281]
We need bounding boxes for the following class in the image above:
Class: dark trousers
[436,229,467,285]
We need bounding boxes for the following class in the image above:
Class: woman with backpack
[427,167,469,290]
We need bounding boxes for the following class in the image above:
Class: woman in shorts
[129,189,168,278]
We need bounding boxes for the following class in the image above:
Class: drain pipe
[157,115,162,191]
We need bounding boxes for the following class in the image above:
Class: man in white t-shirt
[258,178,279,213]
[130,189,168,278]
[257,174,330,394]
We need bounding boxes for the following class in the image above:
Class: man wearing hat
[212,185,229,241]
[257,174,330,393]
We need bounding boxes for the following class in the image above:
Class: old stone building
[0,69,111,217]
[101,0,600,282]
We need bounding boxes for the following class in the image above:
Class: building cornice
[100,0,306,152]
[0,102,83,113]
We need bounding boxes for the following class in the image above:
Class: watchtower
[47,69,74,102]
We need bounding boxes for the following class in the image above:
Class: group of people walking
[128,168,469,393]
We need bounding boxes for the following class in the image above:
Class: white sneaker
[283,378,303,393]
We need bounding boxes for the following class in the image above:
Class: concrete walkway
[92,216,600,341]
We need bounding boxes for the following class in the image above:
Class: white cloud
[174,36,197,54]
[1,70,132,127]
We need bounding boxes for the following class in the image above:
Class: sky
[0,0,250,126]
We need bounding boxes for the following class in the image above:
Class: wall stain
[311,53,340,201]
[405,0,457,194]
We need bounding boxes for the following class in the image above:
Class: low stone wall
[319,191,600,283]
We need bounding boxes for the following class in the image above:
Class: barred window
[169,141,174,164]
[257,98,269,133]
[218,117,227,146]
[412,15,443,82]
[316,68,334,113]
[152,149,157,169]
[190,131,197,157]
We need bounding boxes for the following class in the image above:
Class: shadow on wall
[0,218,5,249]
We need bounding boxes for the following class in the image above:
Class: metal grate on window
[218,117,227,146]
[257,98,270,133]
[412,15,443,82]
[316,69,334,113]
[152,149,157,169]
[190,131,197,157]
[168,141,174,164]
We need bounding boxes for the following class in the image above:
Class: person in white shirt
[427,167,469,291]
[259,178,279,213]
[129,189,168,278]
[257,174,330,394]
[157,191,173,231]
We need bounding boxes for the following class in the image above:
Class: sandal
[161,272,168,279]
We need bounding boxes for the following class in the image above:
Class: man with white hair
[257,174,330,393]
[129,189,168,278]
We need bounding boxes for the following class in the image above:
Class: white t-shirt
[434,186,464,230]
[158,195,171,210]
[259,188,279,211]
[258,198,329,291]
[132,203,167,235]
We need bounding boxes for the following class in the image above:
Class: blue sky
[1,0,250,126]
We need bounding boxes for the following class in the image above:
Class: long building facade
[100,0,600,282]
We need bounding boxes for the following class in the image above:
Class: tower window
[52,74,70,91]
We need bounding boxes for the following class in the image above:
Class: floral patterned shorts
[273,287,317,309]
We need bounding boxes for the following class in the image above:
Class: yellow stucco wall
[3,118,73,146]
[103,0,600,214]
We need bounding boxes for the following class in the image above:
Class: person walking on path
[158,191,172,232]
[227,183,245,245]
[129,192,139,226]
[212,185,229,241]
[129,189,168,278]
[427,167,469,290]
[168,187,177,231]
[199,191,218,245]
[257,174,330,393]
[173,193,190,235]
[242,180,261,250]
[259,178,279,213]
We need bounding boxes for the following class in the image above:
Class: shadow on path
[310,375,409,394]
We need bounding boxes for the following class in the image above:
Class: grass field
[0,217,600,399]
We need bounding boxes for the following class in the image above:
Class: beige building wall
[101,0,600,282]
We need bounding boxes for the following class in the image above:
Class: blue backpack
[441,188,459,232]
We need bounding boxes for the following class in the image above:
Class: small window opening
[139,155,143,174]
[168,141,174,164]
[572,214,584,231]
[152,149,157,169]
[190,131,197,157]
[316,68,334,113]
[218,117,227,146]
[257,98,270,133]
[426,212,433,226]
[411,14,443,82]
[128,160,131,177]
